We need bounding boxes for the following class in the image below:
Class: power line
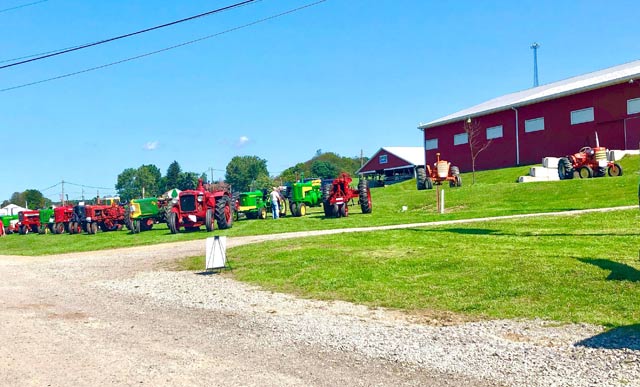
[0,0,327,92]
[0,0,256,70]
[0,0,48,14]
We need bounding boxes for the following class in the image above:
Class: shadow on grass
[576,324,640,350]
[578,258,640,282]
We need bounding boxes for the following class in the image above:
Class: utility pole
[530,42,540,87]
[61,180,65,206]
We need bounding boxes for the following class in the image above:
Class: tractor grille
[180,195,196,212]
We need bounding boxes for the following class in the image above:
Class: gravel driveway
[1,208,638,387]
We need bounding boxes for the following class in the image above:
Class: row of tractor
[0,173,373,236]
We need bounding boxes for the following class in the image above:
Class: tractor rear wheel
[578,166,593,179]
[124,205,133,231]
[425,177,433,190]
[557,157,574,180]
[608,163,623,177]
[358,179,372,214]
[167,212,179,234]
[332,204,339,217]
[215,196,233,230]
[205,208,215,232]
[416,167,427,190]
[322,184,332,216]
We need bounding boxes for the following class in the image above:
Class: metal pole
[439,189,445,214]
[531,42,540,87]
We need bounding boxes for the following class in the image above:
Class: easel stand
[205,236,231,273]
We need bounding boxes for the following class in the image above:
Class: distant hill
[278,151,368,182]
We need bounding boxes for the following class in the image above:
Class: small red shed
[418,60,640,171]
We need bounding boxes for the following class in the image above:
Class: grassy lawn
[1,155,637,256]
[183,209,640,328]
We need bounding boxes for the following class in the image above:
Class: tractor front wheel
[132,220,141,234]
[205,208,215,232]
[608,163,623,177]
[340,204,348,217]
[167,212,179,234]
[299,203,307,216]
[215,196,233,229]
[578,166,593,179]
[259,207,267,219]
[425,177,434,190]
[54,222,65,234]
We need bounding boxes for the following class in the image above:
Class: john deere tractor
[287,179,323,217]
[235,190,269,220]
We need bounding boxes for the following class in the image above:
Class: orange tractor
[416,153,461,190]
[558,146,623,180]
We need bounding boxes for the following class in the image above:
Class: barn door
[625,117,640,150]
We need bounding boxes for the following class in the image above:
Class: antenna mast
[530,42,540,87]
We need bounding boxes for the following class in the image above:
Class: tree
[311,160,339,179]
[23,189,47,209]
[225,156,269,192]
[115,168,138,202]
[115,164,162,202]
[463,118,492,184]
[9,192,24,207]
[177,172,199,190]
[163,161,182,192]
[1,200,9,208]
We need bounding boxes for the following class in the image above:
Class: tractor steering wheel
[579,146,593,155]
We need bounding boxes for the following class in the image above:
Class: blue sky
[1,0,638,202]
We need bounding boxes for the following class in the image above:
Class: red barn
[418,60,640,171]
[356,147,424,185]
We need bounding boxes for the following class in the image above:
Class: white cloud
[237,136,250,146]
[143,141,159,150]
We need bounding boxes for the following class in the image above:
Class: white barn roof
[419,59,640,129]
[380,146,424,166]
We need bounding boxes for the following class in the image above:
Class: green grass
[1,155,638,256]
[201,209,640,328]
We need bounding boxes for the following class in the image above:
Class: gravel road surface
[1,208,638,386]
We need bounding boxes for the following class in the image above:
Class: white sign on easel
[205,236,227,270]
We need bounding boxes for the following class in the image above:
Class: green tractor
[0,214,19,235]
[287,179,323,217]
[235,190,286,220]
[125,197,170,233]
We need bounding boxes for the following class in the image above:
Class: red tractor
[416,153,461,190]
[17,210,46,234]
[322,173,372,218]
[558,146,623,179]
[52,206,76,234]
[71,199,126,234]
[166,179,233,233]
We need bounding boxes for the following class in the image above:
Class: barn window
[425,138,438,150]
[570,107,594,125]
[486,125,503,139]
[379,154,388,164]
[525,117,545,133]
[453,133,468,145]
[628,98,640,115]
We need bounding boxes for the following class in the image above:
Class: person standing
[270,187,281,219]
